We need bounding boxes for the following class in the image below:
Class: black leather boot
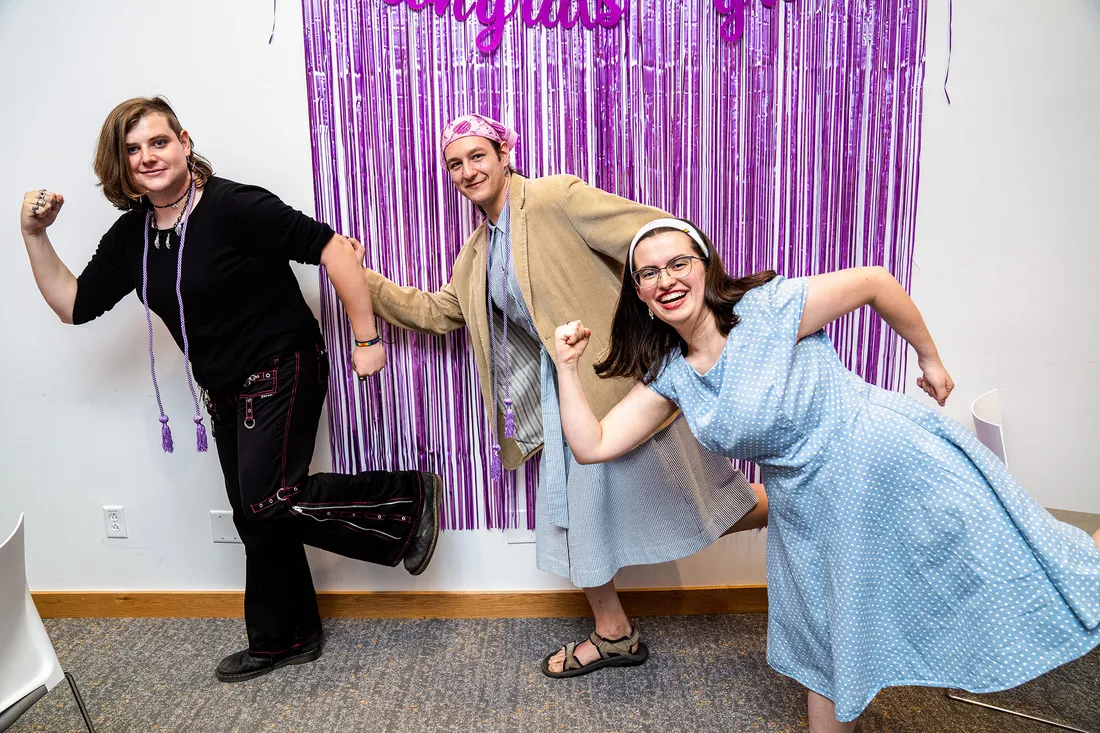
[215,636,323,682]
[403,472,441,575]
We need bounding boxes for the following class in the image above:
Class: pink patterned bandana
[440,114,519,163]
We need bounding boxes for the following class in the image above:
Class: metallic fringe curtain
[301,0,928,530]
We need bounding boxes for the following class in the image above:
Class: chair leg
[946,691,1095,733]
[64,672,97,733]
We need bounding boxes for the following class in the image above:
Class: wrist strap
[355,335,382,348]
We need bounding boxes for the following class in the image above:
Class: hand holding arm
[348,237,466,335]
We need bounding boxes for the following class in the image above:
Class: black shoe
[215,637,322,683]
[403,472,441,575]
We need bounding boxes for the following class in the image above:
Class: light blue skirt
[534,350,758,587]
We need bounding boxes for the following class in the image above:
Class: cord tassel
[490,444,503,481]
[160,415,174,453]
[504,399,515,439]
[195,416,209,452]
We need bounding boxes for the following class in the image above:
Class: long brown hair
[594,222,776,383]
[93,96,214,210]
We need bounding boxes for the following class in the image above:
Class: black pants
[205,340,426,654]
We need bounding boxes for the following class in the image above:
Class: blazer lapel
[510,177,537,336]
[467,221,492,393]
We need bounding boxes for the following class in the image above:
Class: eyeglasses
[631,255,706,288]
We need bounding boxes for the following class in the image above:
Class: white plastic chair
[971,388,1008,466]
[947,394,1095,733]
[0,514,96,732]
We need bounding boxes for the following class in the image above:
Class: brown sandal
[540,623,650,678]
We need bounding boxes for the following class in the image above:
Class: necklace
[151,184,194,250]
[151,185,189,209]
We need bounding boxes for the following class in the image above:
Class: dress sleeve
[645,354,680,402]
[71,219,137,325]
[762,275,810,343]
[223,182,335,265]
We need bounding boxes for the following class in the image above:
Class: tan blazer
[364,174,666,470]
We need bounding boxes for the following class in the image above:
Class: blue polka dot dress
[648,276,1100,722]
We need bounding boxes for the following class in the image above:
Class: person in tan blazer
[358,114,768,677]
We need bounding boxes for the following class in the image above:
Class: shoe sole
[406,472,441,576]
[215,646,322,683]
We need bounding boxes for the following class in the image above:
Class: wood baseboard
[32,585,767,619]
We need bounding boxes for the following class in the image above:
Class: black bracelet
[354,336,383,348]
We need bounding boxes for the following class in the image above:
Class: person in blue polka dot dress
[551,218,1100,731]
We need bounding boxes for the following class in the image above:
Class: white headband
[628,218,709,271]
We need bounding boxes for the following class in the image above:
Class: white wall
[0,0,1095,593]
[912,0,1100,513]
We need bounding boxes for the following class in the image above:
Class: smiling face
[443,136,510,211]
[631,230,709,330]
[124,113,191,203]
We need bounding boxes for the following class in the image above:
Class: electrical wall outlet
[210,510,241,544]
[103,505,127,539]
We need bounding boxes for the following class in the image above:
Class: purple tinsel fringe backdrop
[301,0,929,530]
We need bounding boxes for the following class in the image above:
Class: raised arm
[800,266,954,405]
[553,321,677,464]
[20,190,78,323]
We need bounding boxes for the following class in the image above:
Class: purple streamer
[944,0,952,104]
[300,0,929,528]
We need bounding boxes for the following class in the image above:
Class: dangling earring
[648,308,654,320]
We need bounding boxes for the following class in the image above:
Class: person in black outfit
[18,96,441,683]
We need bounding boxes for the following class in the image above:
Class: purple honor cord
[141,178,209,453]
[485,181,515,482]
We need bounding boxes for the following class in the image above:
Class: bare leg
[808,690,858,733]
[722,483,769,535]
[1093,528,1099,552]
[547,482,766,673]
[546,580,635,673]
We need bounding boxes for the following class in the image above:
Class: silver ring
[32,205,40,214]
[276,487,288,501]
[243,417,256,430]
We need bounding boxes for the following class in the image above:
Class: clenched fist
[553,320,591,369]
[20,189,65,237]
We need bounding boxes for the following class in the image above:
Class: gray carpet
[10,615,1099,733]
